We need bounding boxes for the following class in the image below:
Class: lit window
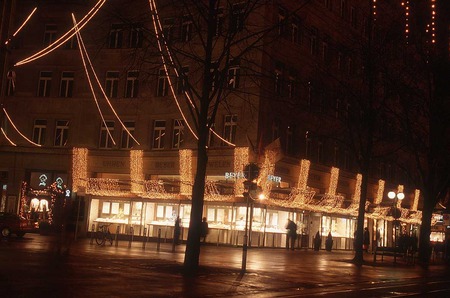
[153,120,166,149]
[32,120,47,145]
[105,71,119,98]
[109,24,124,49]
[125,71,139,98]
[223,115,237,146]
[99,121,114,149]
[37,71,52,97]
[43,24,57,46]
[121,121,135,149]
[172,119,185,149]
[59,71,74,98]
[54,120,69,147]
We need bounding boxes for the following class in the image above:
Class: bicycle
[96,224,113,246]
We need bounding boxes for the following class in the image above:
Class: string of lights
[72,147,88,192]
[233,147,248,196]
[15,0,106,66]
[179,149,193,195]
[72,14,140,146]
[130,150,144,193]
[2,108,41,147]
[4,7,37,45]
[0,127,17,146]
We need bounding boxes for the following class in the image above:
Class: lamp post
[388,191,404,263]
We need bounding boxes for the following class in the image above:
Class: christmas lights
[86,178,127,197]
[72,147,88,192]
[374,179,385,205]
[297,159,310,190]
[233,147,249,196]
[179,149,193,195]
[328,167,339,196]
[204,180,234,202]
[142,180,173,199]
[0,127,17,146]
[4,7,37,45]
[411,189,420,211]
[258,150,276,198]
[2,108,41,147]
[130,150,144,193]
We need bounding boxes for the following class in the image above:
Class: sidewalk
[2,234,449,297]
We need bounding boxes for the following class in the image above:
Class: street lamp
[388,191,404,263]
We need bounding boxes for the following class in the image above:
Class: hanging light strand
[2,108,41,146]
[5,7,37,45]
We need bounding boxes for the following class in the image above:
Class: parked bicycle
[96,224,113,246]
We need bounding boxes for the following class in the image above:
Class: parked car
[0,212,35,238]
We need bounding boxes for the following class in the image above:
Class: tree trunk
[418,192,435,265]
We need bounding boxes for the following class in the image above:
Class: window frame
[99,121,115,149]
[54,120,69,147]
[59,71,74,98]
[153,120,166,149]
[32,119,47,145]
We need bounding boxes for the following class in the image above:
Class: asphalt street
[1,233,449,297]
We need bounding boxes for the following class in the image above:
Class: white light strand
[148,0,236,147]
[374,179,385,205]
[412,189,420,211]
[258,150,276,198]
[72,147,88,192]
[72,15,115,145]
[1,127,17,146]
[72,14,140,145]
[2,108,41,146]
[5,7,37,45]
[179,149,193,195]
[233,147,249,196]
[204,180,234,202]
[327,167,339,196]
[297,159,310,190]
[352,173,362,203]
[130,150,144,193]
[15,0,106,66]
[397,184,404,208]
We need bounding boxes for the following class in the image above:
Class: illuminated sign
[225,172,246,179]
[267,175,281,183]
[30,172,68,189]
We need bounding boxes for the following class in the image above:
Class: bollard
[90,224,95,245]
[142,227,147,249]
[128,226,134,248]
[157,228,161,252]
[115,225,120,247]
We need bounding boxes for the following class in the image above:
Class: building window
[305,131,312,159]
[340,0,347,19]
[278,7,286,36]
[65,36,78,49]
[310,27,318,55]
[99,121,114,149]
[209,62,218,92]
[172,119,185,149]
[129,24,143,48]
[6,70,15,96]
[43,24,57,46]
[59,71,74,98]
[181,15,193,42]
[286,125,294,155]
[54,120,69,147]
[177,67,189,94]
[121,121,135,149]
[162,18,175,42]
[230,3,245,32]
[350,6,357,28]
[32,120,47,145]
[109,24,124,49]
[223,115,237,146]
[213,7,224,36]
[153,120,166,149]
[125,71,139,98]
[274,62,284,95]
[105,71,119,98]
[157,68,168,96]
[37,71,52,97]
[291,17,300,44]
[227,59,240,89]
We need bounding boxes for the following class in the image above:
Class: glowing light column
[72,148,88,192]
[130,150,144,193]
[327,167,339,196]
[297,159,310,190]
[374,179,385,205]
[234,147,249,197]
[179,149,193,196]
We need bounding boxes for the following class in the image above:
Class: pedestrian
[200,217,209,243]
[313,231,321,251]
[174,216,181,245]
[285,219,297,250]
[325,232,333,251]
[363,227,370,252]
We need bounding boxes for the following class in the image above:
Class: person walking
[325,232,333,252]
[313,231,322,251]
[174,216,181,245]
[200,217,209,243]
[363,227,370,252]
[285,219,297,250]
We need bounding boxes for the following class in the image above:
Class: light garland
[204,180,235,202]
[15,0,106,66]
[430,0,436,44]
[297,159,310,190]
[258,150,276,198]
[411,189,420,211]
[179,149,193,195]
[397,184,404,208]
[1,127,17,146]
[2,108,41,147]
[4,7,37,45]
[352,173,362,203]
[141,180,174,199]
[73,14,139,145]
[86,178,128,197]
[72,147,88,192]
[374,179,385,205]
[372,0,377,21]
[327,167,339,196]
[401,1,410,44]
[233,147,249,196]
[130,150,144,193]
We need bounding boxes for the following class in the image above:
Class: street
[1,233,449,297]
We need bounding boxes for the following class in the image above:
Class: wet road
[1,233,449,297]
